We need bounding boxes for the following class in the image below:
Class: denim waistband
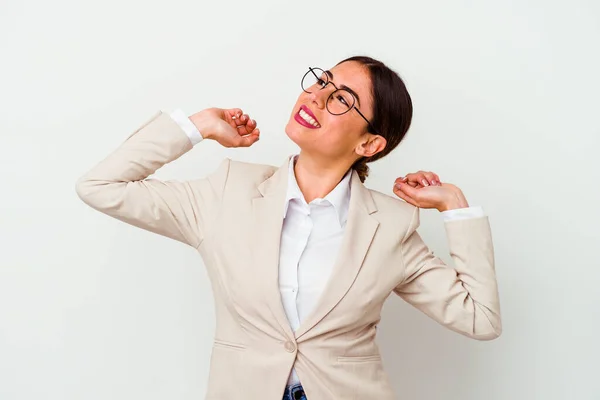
[282,383,306,400]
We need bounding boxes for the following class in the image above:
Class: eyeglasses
[301,67,379,134]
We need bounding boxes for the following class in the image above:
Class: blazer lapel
[251,156,295,339]
[294,171,379,340]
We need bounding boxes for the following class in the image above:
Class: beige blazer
[76,111,502,400]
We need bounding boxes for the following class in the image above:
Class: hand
[189,107,260,148]
[393,170,469,212]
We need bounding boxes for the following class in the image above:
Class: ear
[355,134,387,158]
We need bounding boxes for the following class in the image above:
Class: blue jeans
[282,383,306,400]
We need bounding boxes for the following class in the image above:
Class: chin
[285,113,326,152]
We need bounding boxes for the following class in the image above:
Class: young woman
[77,56,501,400]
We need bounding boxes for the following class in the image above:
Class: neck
[293,152,352,203]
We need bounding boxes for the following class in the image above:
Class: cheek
[289,98,301,118]
[319,116,361,148]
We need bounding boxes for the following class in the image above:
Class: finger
[423,171,437,186]
[226,109,245,130]
[425,172,441,186]
[397,181,421,199]
[410,172,429,187]
[417,171,441,186]
[395,176,418,188]
[231,113,250,134]
[394,176,408,186]
[245,118,258,133]
[393,183,419,206]
[236,113,251,126]
[402,173,420,187]
[226,108,243,121]
[237,117,257,136]
[237,131,260,147]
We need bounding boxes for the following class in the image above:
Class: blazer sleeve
[394,207,502,340]
[75,111,230,249]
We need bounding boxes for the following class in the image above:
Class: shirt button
[284,341,296,353]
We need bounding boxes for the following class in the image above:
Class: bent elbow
[75,176,113,211]
[75,176,92,203]
[471,312,502,341]
[75,176,99,206]
[474,326,502,341]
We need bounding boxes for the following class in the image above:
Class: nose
[309,86,333,110]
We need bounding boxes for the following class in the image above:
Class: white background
[1,0,599,399]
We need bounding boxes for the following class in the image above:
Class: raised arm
[75,108,260,248]
[392,171,502,340]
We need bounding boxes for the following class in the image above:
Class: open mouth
[294,105,321,129]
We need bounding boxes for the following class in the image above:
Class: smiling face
[285,61,382,164]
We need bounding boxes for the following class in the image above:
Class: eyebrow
[325,70,361,107]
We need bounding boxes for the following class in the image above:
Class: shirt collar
[283,155,352,227]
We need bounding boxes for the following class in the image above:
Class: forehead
[326,61,373,109]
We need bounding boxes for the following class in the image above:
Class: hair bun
[352,158,370,183]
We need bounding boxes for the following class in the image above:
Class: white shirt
[169,109,485,384]
[279,155,352,383]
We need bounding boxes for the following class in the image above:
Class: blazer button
[284,341,296,353]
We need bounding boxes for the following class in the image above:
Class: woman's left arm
[392,171,502,340]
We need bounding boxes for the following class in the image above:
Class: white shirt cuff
[442,206,485,222]
[169,109,203,145]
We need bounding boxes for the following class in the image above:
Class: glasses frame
[301,67,379,135]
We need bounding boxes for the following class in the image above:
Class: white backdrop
[1,0,599,399]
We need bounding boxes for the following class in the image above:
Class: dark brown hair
[337,56,413,182]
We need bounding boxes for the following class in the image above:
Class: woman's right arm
[75,108,260,249]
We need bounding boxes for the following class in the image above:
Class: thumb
[393,181,420,207]
[395,181,419,198]
[237,132,260,147]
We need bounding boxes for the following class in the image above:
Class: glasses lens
[302,68,327,93]
[327,89,355,115]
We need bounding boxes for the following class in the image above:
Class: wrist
[438,190,469,212]
[189,112,213,140]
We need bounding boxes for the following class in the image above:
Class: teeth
[299,109,320,127]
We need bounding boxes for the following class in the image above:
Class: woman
[76,56,501,400]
